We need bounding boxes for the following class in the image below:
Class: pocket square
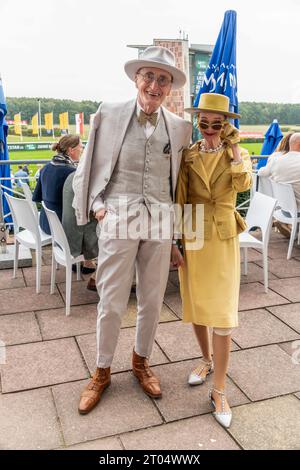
[163,142,171,154]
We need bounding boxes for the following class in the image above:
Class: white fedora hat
[124,46,186,89]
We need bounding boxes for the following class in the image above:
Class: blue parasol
[0,77,12,225]
[194,10,239,127]
[256,119,283,169]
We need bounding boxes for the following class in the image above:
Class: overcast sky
[0,0,299,103]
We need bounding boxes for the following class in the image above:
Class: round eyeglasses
[137,71,173,88]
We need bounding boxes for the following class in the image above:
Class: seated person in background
[34,164,43,182]
[62,172,98,291]
[14,165,29,187]
[272,132,300,208]
[23,165,30,175]
[32,135,81,235]
[258,133,293,177]
[271,133,300,237]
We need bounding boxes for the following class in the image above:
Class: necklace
[199,139,223,153]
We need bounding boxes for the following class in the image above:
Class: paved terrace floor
[0,229,300,450]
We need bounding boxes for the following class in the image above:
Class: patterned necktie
[138,110,158,127]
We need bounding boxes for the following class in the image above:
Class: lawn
[240,142,263,155]
[9,150,52,183]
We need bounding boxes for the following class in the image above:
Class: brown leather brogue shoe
[132,349,162,398]
[87,277,97,292]
[78,367,111,415]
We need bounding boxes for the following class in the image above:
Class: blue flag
[194,10,239,127]
[0,77,13,225]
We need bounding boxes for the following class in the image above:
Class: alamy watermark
[291,340,300,365]
[97,198,204,250]
[0,340,6,365]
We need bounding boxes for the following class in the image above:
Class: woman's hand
[94,208,107,222]
[221,121,240,146]
[171,245,184,268]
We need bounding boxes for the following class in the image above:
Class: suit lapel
[110,99,136,174]
[162,107,180,199]
[188,145,210,192]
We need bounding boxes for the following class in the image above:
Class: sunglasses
[198,121,224,131]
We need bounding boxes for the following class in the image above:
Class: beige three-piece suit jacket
[72,99,192,225]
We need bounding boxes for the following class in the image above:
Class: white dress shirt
[136,102,161,139]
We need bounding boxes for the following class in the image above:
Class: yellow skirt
[179,223,240,328]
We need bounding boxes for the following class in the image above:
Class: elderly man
[73,46,192,414]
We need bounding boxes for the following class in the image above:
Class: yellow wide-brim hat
[185,93,240,119]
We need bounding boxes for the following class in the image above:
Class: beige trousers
[95,235,172,368]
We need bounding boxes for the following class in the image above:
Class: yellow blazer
[175,143,253,240]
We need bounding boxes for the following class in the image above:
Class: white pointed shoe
[188,359,214,386]
[209,388,232,429]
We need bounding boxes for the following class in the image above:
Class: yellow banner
[32,113,39,135]
[44,112,53,131]
[59,112,69,130]
[14,113,22,135]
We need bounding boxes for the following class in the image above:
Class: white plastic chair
[239,192,277,292]
[42,202,84,316]
[257,175,274,197]
[270,180,300,259]
[250,172,258,200]
[20,181,39,221]
[4,193,52,293]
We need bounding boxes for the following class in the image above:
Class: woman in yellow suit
[172,93,252,428]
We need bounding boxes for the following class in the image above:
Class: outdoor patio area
[1,227,300,450]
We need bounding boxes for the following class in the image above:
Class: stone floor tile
[0,285,64,315]
[229,395,300,450]
[228,345,300,401]
[36,304,97,340]
[153,360,249,422]
[0,269,25,290]
[76,329,167,375]
[165,281,179,295]
[268,303,300,333]
[238,282,288,311]
[278,340,300,360]
[0,388,63,449]
[240,262,277,284]
[232,309,299,349]
[52,374,162,446]
[121,414,240,450]
[241,248,263,262]
[295,392,300,400]
[155,321,239,362]
[0,338,89,393]
[61,437,122,450]
[269,229,289,243]
[268,278,300,302]
[57,280,99,306]
[0,311,42,346]
[121,296,177,328]
[42,249,53,266]
[267,241,300,259]
[168,269,179,287]
[163,293,182,319]
[22,264,82,287]
[256,258,300,279]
